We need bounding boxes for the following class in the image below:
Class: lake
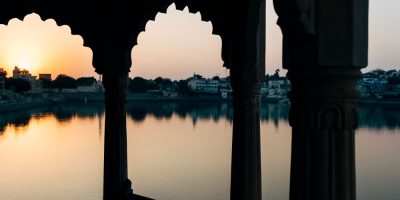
[0,102,399,200]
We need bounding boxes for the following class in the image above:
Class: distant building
[187,74,219,94]
[39,74,52,81]
[12,66,42,93]
[0,68,6,78]
[13,66,37,81]
[267,76,291,98]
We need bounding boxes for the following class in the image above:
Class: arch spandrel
[0,0,237,73]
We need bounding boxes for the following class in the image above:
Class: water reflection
[126,102,290,127]
[0,102,399,200]
[0,103,105,135]
[358,104,400,130]
[1,102,400,135]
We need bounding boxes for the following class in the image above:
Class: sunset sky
[0,0,398,80]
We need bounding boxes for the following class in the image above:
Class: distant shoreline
[1,93,399,113]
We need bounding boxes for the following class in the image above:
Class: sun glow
[5,47,43,73]
[0,13,94,78]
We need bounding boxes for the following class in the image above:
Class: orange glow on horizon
[0,13,95,79]
[0,2,393,80]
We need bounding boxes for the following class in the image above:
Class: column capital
[273,0,368,70]
[87,33,135,76]
[288,67,362,100]
[287,67,361,132]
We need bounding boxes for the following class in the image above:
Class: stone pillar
[102,72,132,200]
[90,38,135,200]
[230,83,262,200]
[288,68,360,200]
[273,0,368,199]
[229,1,265,199]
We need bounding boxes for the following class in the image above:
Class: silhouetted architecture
[39,74,52,81]
[0,76,4,95]
[13,66,35,81]
[274,1,368,200]
[0,0,368,200]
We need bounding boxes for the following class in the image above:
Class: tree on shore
[388,76,400,85]
[77,77,97,86]
[177,79,196,96]
[212,76,220,81]
[5,78,31,93]
[129,77,148,93]
[154,77,172,89]
[53,74,77,89]
[0,70,6,78]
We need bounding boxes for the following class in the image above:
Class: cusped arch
[134,0,232,68]
[0,3,94,51]
[0,5,97,74]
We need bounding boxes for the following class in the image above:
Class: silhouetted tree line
[5,78,31,93]
[41,75,97,90]
[128,76,217,96]
[128,77,194,95]
[2,75,98,93]
[128,77,158,93]
[388,76,400,85]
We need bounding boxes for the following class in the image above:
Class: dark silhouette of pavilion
[0,0,368,200]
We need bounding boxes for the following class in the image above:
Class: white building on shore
[187,74,219,94]
[267,77,291,98]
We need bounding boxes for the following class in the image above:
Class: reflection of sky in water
[0,102,399,199]
[1,103,400,134]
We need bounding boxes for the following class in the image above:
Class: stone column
[229,1,265,199]
[102,72,132,200]
[273,0,368,199]
[230,82,262,200]
[288,68,360,200]
[90,37,135,200]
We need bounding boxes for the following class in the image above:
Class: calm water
[0,102,399,200]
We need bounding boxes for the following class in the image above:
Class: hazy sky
[0,0,398,79]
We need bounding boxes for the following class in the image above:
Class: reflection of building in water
[357,105,400,129]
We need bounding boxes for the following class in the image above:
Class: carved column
[230,83,262,200]
[288,68,360,200]
[273,0,368,199]
[90,36,135,200]
[229,1,265,199]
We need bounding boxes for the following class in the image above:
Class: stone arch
[0,11,94,76]
[132,1,232,69]
[0,3,104,73]
[131,3,228,79]
[0,4,91,44]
